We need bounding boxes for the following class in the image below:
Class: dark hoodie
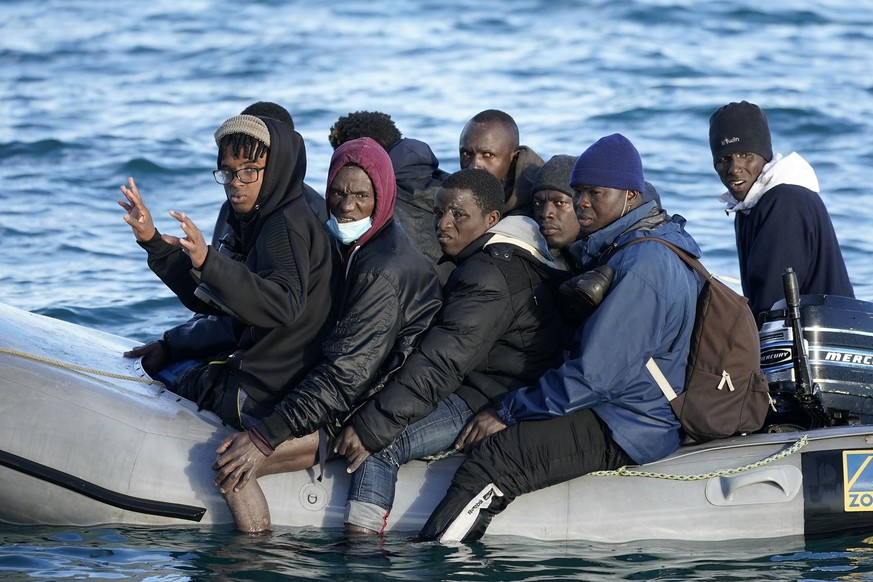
[140,117,340,408]
[254,137,442,449]
[504,145,545,217]
[387,138,448,267]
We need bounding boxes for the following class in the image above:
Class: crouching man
[419,134,704,542]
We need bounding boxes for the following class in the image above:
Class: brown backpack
[617,238,771,443]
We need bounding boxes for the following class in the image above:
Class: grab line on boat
[0,346,158,384]
[0,449,206,521]
[588,435,809,481]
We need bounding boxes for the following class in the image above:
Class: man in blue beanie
[419,133,704,543]
[709,101,853,320]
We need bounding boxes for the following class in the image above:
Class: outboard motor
[759,269,873,431]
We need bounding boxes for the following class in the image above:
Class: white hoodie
[720,152,820,214]
[485,215,558,269]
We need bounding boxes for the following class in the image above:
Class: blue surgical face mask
[327,214,373,245]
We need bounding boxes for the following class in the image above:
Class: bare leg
[345,523,379,536]
[223,431,320,533]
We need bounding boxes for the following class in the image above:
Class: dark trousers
[419,408,632,542]
[169,362,269,430]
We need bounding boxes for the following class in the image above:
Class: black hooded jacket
[349,220,566,454]
[139,117,340,406]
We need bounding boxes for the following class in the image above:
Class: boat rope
[422,450,458,462]
[0,346,158,385]
[588,435,809,480]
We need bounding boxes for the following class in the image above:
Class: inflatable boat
[2,295,873,543]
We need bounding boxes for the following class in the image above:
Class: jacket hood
[388,137,446,188]
[570,201,701,267]
[504,145,545,213]
[326,136,396,249]
[227,116,307,256]
[486,215,556,268]
[720,151,820,214]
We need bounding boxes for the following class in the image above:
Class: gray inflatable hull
[1,301,871,541]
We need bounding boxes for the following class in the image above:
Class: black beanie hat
[708,101,772,165]
[532,154,578,197]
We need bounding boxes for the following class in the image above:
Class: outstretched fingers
[119,176,141,201]
[118,177,158,241]
[169,210,208,268]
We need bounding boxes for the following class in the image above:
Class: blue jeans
[345,393,472,532]
[154,359,199,388]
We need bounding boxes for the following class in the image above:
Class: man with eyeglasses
[119,113,340,439]
[210,101,327,253]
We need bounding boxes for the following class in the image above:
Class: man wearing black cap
[709,100,853,319]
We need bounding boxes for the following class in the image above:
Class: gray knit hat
[532,154,578,197]
[214,114,271,148]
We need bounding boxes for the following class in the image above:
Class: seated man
[419,134,704,542]
[211,137,442,532]
[531,154,581,270]
[119,113,339,448]
[174,101,331,357]
[459,109,544,217]
[334,168,566,535]
[329,110,452,282]
[708,100,853,319]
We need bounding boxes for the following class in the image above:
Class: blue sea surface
[2,0,873,578]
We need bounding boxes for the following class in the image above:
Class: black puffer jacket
[253,136,443,448]
[350,218,565,453]
[141,117,341,406]
[256,220,442,447]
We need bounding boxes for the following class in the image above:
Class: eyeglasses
[212,167,265,185]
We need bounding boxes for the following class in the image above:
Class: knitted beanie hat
[532,154,578,196]
[570,134,645,192]
[214,114,271,148]
[708,101,772,164]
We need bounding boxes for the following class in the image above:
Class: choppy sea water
[3,526,873,581]
[2,0,873,578]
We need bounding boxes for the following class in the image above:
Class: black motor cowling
[760,294,873,431]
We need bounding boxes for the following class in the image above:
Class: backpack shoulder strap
[610,237,711,282]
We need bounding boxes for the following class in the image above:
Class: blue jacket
[496,202,703,464]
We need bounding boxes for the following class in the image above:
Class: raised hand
[168,210,208,269]
[118,177,157,242]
